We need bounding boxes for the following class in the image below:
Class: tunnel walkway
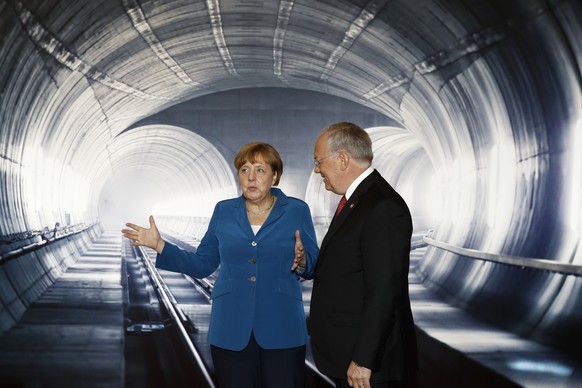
[0,231,124,387]
[0,231,581,387]
[408,249,582,387]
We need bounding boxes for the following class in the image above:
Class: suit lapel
[233,196,254,236]
[318,170,381,258]
[260,191,285,232]
[319,198,354,253]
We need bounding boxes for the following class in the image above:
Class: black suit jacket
[308,170,418,382]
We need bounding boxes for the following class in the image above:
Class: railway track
[123,238,333,387]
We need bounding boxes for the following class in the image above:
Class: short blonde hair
[234,142,283,185]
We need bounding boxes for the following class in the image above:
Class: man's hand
[347,361,371,388]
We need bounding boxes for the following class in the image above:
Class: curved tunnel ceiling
[1,0,582,357]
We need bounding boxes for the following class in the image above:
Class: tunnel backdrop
[1,0,581,360]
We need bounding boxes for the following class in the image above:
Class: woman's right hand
[121,215,165,254]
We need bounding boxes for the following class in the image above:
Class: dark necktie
[335,195,347,217]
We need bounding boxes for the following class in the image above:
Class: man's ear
[339,150,349,171]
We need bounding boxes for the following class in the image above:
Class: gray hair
[323,122,373,165]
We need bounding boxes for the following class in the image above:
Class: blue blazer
[156,188,319,350]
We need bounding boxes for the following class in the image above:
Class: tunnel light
[507,359,572,377]
[21,146,89,227]
[487,145,499,228]
[487,141,515,233]
[434,157,471,227]
[428,172,441,225]
[31,151,58,222]
[570,118,582,229]
[448,158,461,225]
[22,146,42,215]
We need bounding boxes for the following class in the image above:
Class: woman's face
[238,156,277,203]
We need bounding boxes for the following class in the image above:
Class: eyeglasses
[313,154,335,167]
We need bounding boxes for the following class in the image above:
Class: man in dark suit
[306,122,418,387]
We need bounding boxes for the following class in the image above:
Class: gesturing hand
[292,230,306,271]
[121,215,165,254]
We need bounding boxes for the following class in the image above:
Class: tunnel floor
[408,249,582,387]
[0,231,581,387]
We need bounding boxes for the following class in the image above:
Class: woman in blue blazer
[122,142,319,388]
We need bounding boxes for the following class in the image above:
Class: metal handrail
[136,246,216,388]
[0,223,96,264]
[423,236,582,277]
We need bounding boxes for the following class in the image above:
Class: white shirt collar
[345,166,374,200]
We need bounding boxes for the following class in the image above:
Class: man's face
[313,134,342,195]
